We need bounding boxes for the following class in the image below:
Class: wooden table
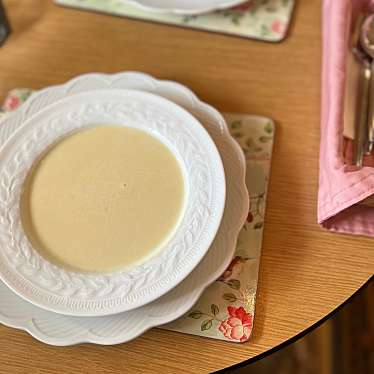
[0,1,373,373]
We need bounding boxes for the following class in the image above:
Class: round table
[0,0,373,372]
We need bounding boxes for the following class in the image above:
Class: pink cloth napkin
[319,0,374,236]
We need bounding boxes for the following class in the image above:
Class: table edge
[216,274,373,373]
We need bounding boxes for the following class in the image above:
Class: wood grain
[0,0,373,373]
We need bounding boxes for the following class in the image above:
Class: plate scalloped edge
[121,0,248,15]
[0,71,249,345]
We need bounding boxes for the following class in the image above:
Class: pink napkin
[319,0,374,236]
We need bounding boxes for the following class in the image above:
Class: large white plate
[123,0,247,15]
[0,72,248,345]
[0,89,226,317]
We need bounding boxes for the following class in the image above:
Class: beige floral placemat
[1,90,274,343]
[164,113,273,342]
[55,0,295,42]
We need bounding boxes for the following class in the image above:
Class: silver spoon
[360,14,374,154]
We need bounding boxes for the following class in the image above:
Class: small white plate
[0,89,226,317]
[123,0,247,15]
[0,72,249,345]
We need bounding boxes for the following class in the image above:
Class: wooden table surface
[0,0,373,373]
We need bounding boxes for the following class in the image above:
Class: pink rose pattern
[219,306,253,342]
[3,95,20,111]
[1,90,31,113]
[271,19,285,35]
[188,255,254,341]
[189,303,253,343]
[218,256,247,282]
[218,260,235,282]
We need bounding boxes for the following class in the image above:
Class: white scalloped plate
[121,0,247,15]
[0,72,248,345]
[0,89,226,317]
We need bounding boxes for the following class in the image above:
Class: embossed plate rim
[0,88,226,316]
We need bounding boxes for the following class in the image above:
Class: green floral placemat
[1,90,274,343]
[55,0,295,42]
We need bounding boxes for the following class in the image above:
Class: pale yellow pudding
[21,125,185,273]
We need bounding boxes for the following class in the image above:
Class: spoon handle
[366,61,374,154]
[353,62,371,167]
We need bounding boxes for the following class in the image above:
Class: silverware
[360,14,374,154]
[352,13,370,166]
[353,61,371,166]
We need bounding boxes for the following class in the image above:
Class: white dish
[122,0,247,15]
[0,72,248,345]
[0,89,226,317]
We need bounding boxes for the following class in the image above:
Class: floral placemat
[164,113,273,342]
[0,90,274,343]
[55,0,295,42]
